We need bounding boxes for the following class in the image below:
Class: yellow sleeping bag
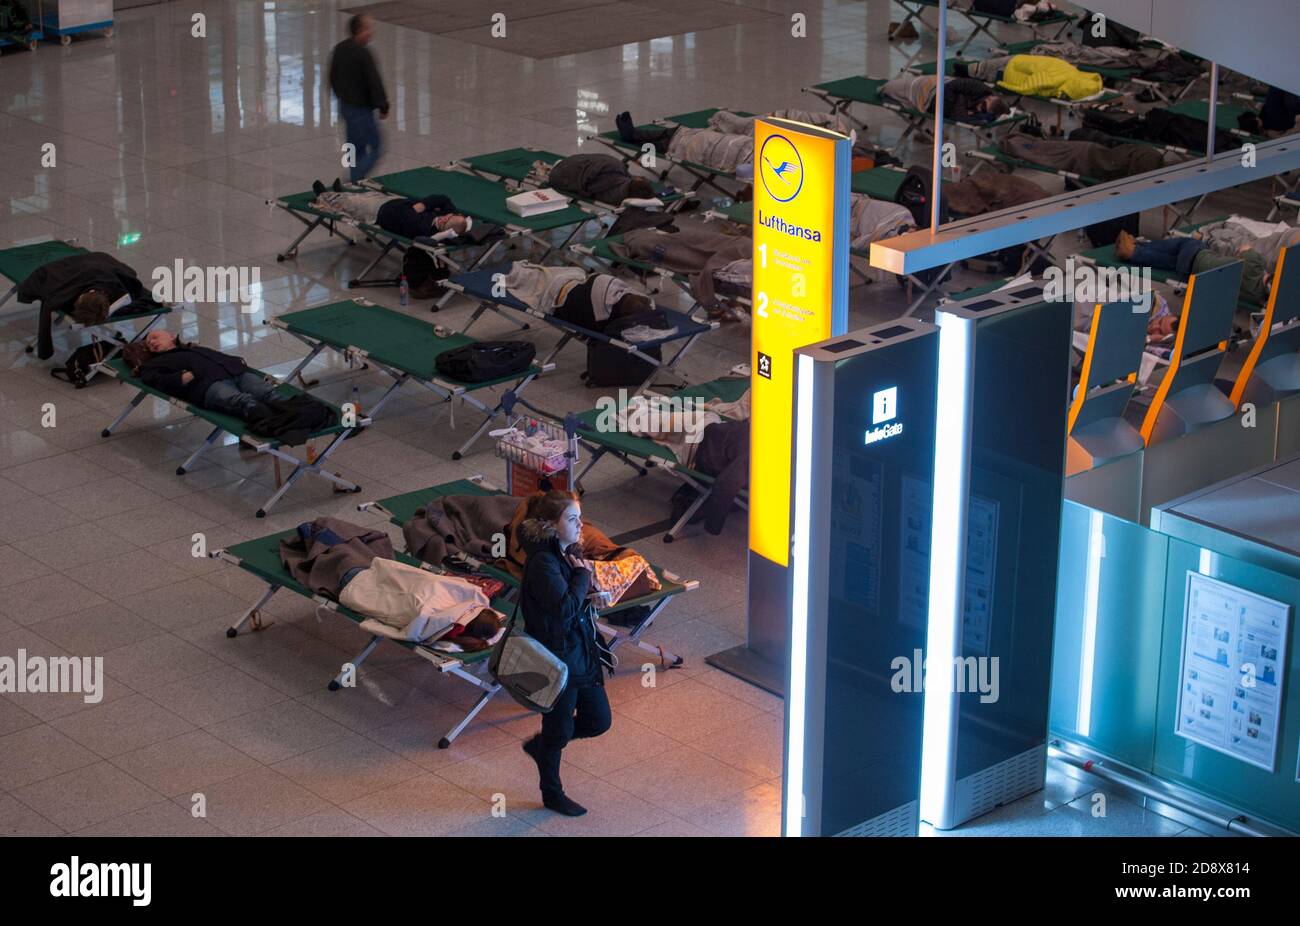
[997,54,1103,101]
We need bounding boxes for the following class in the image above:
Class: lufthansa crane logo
[759,134,804,203]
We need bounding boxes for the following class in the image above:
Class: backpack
[895,166,948,231]
[434,340,535,383]
[50,337,117,388]
[582,309,669,388]
[894,167,951,286]
[401,248,448,299]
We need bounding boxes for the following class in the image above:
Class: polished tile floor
[0,1,1256,836]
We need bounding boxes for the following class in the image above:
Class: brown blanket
[610,226,750,308]
[948,170,1049,217]
[400,492,627,580]
[280,517,395,597]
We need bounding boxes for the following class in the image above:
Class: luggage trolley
[496,391,580,496]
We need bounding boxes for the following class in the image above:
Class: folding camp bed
[892,0,1076,55]
[270,298,551,459]
[371,166,598,263]
[454,146,689,215]
[803,75,1027,153]
[267,189,487,289]
[908,56,1125,132]
[359,476,697,665]
[592,108,755,197]
[993,38,1203,105]
[440,265,717,394]
[570,233,751,321]
[1270,192,1300,222]
[215,530,514,749]
[558,376,751,542]
[1075,220,1268,312]
[0,239,173,382]
[96,357,365,517]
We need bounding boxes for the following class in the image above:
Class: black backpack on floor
[51,338,117,388]
[435,340,535,383]
[402,248,449,299]
[583,310,669,388]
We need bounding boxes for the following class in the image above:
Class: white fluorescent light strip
[920,313,973,829]
[785,352,817,837]
[1076,509,1104,738]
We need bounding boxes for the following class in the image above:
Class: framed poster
[1175,572,1290,772]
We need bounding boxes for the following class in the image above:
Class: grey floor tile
[10,761,163,832]
[109,729,262,798]
[272,731,426,805]
[0,725,101,791]
[143,663,292,728]
[51,693,196,758]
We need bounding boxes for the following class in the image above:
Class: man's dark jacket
[329,38,389,114]
[547,154,640,206]
[139,344,248,405]
[376,194,457,240]
[17,252,143,359]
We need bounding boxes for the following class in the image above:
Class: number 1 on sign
[758,243,767,268]
[756,291,769,318]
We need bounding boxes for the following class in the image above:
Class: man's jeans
[204,372,280,418]
[340,102,381,182]
[1131,236,1205,276]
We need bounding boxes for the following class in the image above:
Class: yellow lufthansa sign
[750,118,850,567]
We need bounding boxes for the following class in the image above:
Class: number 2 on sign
[756,291,769,318]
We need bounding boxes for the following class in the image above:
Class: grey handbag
[489,603,569,713]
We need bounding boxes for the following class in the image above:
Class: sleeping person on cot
[611,108,852,176]
[309,177,472,243]
[880,74,1012,121]
[16,251,163,361]
[498,262,657,330]
[123,330,286,419]
[1113,217,1300,307]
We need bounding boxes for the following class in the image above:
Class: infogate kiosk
[782,282,1072,836]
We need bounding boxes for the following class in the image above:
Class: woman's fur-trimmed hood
[516,516,561,554]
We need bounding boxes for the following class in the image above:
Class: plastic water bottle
[399,274,409,306]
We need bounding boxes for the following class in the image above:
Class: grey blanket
[403,494,524,567]
[610,226,751,308]
[1000,135,1165,180]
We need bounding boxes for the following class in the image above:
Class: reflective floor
[0,1,1258,836]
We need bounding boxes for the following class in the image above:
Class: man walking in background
[329,13,389,182]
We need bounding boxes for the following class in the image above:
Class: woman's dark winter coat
[516,517,601,686]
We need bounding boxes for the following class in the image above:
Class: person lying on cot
[528,154,660,208]
[955,54,1105,101]
[123,330,285,419]
[612,108,852,176]
[16,251,159,361]
[880,74,1013,122]
[499,262,658,330]
[310,178,471,242]
[1114,219,1300,306]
